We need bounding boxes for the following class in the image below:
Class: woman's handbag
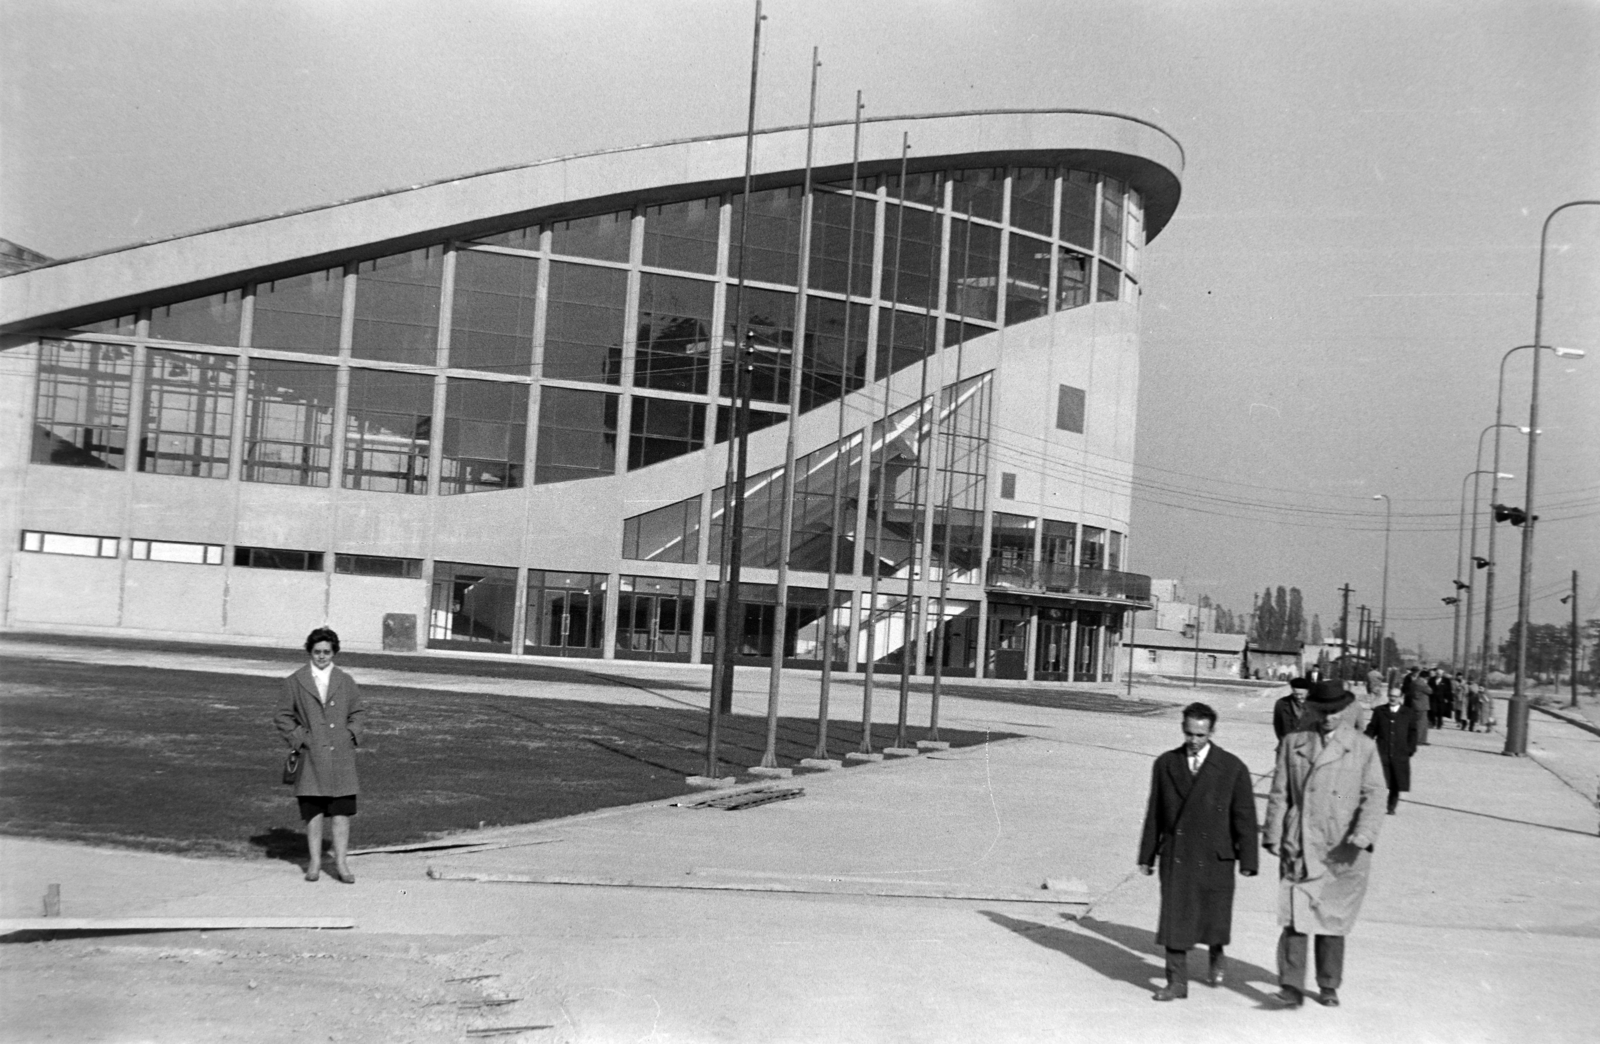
[282,748,303,785]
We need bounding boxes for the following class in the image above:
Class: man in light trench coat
[1262,680,1386,1008]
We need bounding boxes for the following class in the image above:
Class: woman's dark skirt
[298,795,357,820]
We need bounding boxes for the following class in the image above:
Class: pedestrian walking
[1262,680,1386,1009]
[1408,668,1432,745]
[1466,679,1484,732]
[1452,672,1468,728]
[1137,703,1260,1001]
[1272,677,1312,745]
[275,627,366,884]
[1364,688,1418,813]
[1430,668,1453,730]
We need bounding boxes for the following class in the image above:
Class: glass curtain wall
[47,167,1141,507]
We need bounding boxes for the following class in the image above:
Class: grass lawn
[0,657,1014,860]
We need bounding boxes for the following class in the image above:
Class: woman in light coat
[275,627,366,883]
[1262,681,1386,1008]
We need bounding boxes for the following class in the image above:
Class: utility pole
[1191,604,1202,688]
[1338,584,1354,684]
[1565,570,1579,709]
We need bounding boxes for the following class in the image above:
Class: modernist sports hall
[0,110,1181,683]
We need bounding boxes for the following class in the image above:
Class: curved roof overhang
[0,109,1182,336]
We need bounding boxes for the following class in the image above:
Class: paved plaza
[2,638,1597,1043]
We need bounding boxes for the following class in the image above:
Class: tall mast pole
[813,90,864,761]
[705,0,765,778]
[928,202,975,742]
[893,171,942,750]
[758,47,820,770]
[858,134,910,755]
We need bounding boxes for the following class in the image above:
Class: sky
[3,0,1597,662]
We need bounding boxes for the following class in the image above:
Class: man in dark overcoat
[1272,677,1311,745]
[1138,702,1260,1000]
[1364,687,1417,814]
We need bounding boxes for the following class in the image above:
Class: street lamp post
[1458,469,1511,673]
[1505,200,1600,757]
[1372,494,1391,675]
[1480,343,1584,729]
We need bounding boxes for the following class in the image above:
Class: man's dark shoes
[1270,987,1304,1009]
[1152,984,1188,1001]
[1316,987,1340,1007]
[1206,959,1226,987]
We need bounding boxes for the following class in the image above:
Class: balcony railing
[985,557,1152,604]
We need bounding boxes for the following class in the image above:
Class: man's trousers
[1277,927,1345,991]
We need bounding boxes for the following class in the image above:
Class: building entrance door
[616,576,694,662]
[525,570,606,658]
[1036,612,1069,680]
[1074,610,1102,681]
[987,604,1028,680]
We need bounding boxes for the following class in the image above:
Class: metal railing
[985,557,1152,603]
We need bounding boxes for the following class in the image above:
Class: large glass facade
[545,262,626,385]
[243,359,336,486]
[451,250,539,375]
[441,378,527,494]
[252,268,342,355]
[140,349,235,478]
[32,341,132,470]
[150,290,242,347]
[352,247,444,366]
[27,155,1151,676]
[344,368,432,493]
[637,274,712,394]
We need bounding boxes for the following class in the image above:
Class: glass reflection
[643,198,719,275]
[636,273,713,394]
[549,210,631,262]
[451,250,538,374]
[544,262,626,385]
[252,268,342,355]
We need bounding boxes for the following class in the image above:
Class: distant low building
[1126,625,1245,679]
[1244,640,1304,680]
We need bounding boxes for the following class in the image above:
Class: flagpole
[928,201,975,742]
[705,0,765,779]
[893,172,943,750]
[813,90,864,762]
[758,47,820,771]
[858,133,910,755]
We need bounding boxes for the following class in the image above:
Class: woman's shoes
[330,866,356,885]
[304,867,321,882]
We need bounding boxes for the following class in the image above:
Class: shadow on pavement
[1399,798,1596,837]
[1071,916,1279,1005]
[248,827,308,865]
[981,911,1160,996]
[981,911,1280,1005]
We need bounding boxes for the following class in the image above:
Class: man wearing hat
[1272,677,1312,744]
[1262,680,1387,1008]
